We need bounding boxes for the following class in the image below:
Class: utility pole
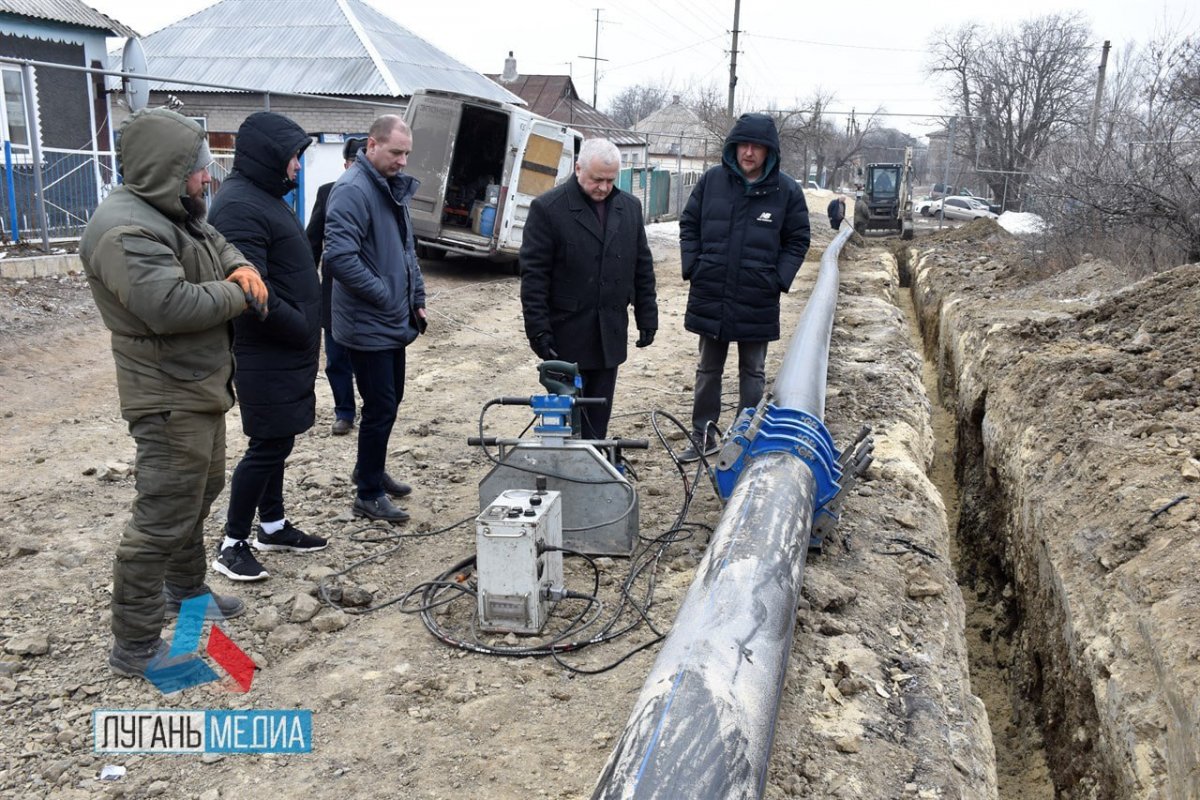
[578,9,608,108]
[1088,40,1111,144]
[937,116,957,230]
[726,0,741,118]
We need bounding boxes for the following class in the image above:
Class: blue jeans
[691,336,768,436]
[347,347,406,501]
[324,329,356,423]
[225,435,295,538]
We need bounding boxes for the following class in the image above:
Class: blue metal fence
[2,143,115,242]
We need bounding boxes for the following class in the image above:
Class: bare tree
[1038,33,1200,267]
[928,14,1095,208]
[606,83,672,128]
[685,82,735,139]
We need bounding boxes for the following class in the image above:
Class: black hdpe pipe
[591,224,856,800]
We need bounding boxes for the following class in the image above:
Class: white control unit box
[475,489,563,634]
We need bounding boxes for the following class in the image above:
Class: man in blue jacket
[679,113,811,461]
[323,115,426,522]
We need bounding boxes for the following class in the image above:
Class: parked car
[930,196,998,222]
[805,180,821,190]
[915,195,936,216]
[958,195,1003,215]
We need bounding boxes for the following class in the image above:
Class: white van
[403,89,582,261]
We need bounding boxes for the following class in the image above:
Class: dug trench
[0,214,1196,799]
[905,224,1200,800]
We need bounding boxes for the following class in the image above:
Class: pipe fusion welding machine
[468,361,647,633]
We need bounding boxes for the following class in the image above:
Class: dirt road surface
[1,200,1195,799]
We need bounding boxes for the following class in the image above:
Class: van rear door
[500,120,572,254]
[405,94,462,240]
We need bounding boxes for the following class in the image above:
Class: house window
[0,67,30,149]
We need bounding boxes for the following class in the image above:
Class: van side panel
[502,120,576,253]
[516,133,564,196]
[405,96,462,239]
[402,91,580,260]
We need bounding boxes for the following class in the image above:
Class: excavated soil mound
[913,235,1200,800]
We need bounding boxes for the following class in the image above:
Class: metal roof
[634,102,723,158]
[488,73,644,147]
[489,73,571,118]
[130,0,521,102]
[0,0,138,37]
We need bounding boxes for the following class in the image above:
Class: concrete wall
[0,253,80,279]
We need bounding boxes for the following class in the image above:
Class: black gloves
[532,332,559,360]
[636,329,656,348]
[243,291,268,321]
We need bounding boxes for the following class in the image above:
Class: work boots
[109,637,200,680]
[163,583,246,619]
[351,469,412,498]
[352,494,410,523]
[678,430,720,463]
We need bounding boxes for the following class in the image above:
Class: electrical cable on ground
[316,403,728,676]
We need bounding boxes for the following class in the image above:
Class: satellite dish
[122,38,149,112]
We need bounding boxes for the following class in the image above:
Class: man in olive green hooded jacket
[81,108,268,678]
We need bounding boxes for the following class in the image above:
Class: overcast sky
[90,0,1194,138]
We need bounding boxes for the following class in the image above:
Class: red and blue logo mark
[146,594,256,695]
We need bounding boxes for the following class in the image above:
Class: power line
[604,0,720,51]
[742,32,926,54]
[603,34,726,73]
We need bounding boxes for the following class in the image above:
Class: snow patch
[998,211,1046,235]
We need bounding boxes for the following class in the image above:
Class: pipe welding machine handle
[496,396,533,405]
[467,436,500,446]
[573,397,608,406]
[612,438,650,449]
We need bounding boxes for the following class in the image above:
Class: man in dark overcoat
[519,138,658,440]
[208,111,327,582]
[679,113,811,461]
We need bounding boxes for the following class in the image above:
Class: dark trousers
[691,336,768,437]
[225,435,296,538]
[348,347,406,501]
[324,329,356,422]
[579,366,618,440]
[113,410,225,645]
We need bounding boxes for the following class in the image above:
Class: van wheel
[416,243,433,260]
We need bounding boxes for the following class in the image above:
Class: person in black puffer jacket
[678,113,811,461]
[208,111,328,582]
[827,196,846,230]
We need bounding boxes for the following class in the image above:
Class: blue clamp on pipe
[715,405,843,515]
[531,394,574,435]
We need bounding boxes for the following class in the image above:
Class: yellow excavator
[853,146,913,240]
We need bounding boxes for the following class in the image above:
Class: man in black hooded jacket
[678,113,811,461]
[208,111,327,582]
